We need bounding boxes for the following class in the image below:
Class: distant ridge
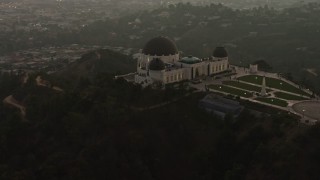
[58,49,136,80]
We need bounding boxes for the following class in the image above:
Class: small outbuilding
[199,94,244,118]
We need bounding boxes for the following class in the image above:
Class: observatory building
[135,36,230,86]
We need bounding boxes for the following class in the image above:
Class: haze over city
[1,0,320,179]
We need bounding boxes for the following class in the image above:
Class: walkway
[189,66,319,125]
[233,66,313,96]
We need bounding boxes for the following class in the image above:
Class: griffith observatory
[134,36,230,86]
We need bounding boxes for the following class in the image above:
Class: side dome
[213,47,228,58]
[149,58,165,71]
[142,36,178,56]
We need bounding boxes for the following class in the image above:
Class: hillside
[58,49,136,82]
[78,3,320,91]
[1,72,320,179]
[1,2,320,179]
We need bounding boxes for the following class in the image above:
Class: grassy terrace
[255,97,288,107]
[238,75,310,96]
[208,84,252,98]
[222,80,271,93]
[274,91,309,101]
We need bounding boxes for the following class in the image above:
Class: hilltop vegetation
[1,3,320,179]
[1,70,320,179]
[58,49,136,82]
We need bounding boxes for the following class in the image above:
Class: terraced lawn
[255,97,288,107]
[274,92,309,101]
[238,75,310,96]
[208,84,252,98]
[222,80,273,93]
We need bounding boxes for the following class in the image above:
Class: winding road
[3,74,63,121]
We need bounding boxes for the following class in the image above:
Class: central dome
[213,47,228,58]
[142,36,178,56]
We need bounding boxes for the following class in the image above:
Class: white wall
[149,70,164,81]
[209,59,228,75]
[250,64,258,73]
[135,53,230,85]
[163,69,185,84]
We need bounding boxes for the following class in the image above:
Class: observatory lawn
[222,81,262,92]
[255,97,288,107]
[207,75,312,109]
[274,92,309,101]
[208,84,252,98]
[222,81,272,93]
[237,75,310,96]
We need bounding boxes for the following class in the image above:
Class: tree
[252,60,272,72]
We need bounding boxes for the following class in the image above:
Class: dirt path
[3,75,64,121]
[3,95,27,120]
[36,76,64,92]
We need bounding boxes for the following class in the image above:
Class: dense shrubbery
[1,72,320,179]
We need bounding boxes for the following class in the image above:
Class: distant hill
[78,3,320,91]
[58,49,136,80]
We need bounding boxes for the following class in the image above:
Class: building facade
[135,36,230,86]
